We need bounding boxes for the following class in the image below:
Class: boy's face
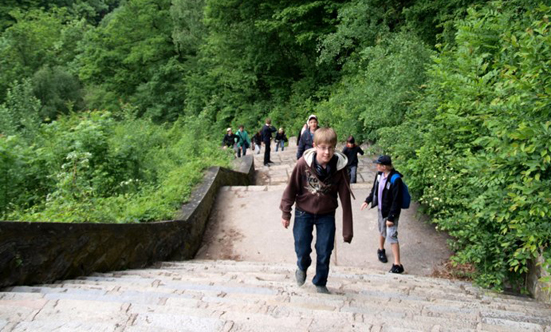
[346,142,353,148]
[314,142,335,166]
[376,163,387,172]
[308,119,318,130]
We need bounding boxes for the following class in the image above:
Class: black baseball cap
[373,155,392,165]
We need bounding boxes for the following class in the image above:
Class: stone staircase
[0,260,551,331]
[2,139,551,331]
[2,260,551,331]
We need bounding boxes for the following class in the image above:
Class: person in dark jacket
[261,118,277,166]
[360,155,404,274]
[275,128,288,152]
[297,123,308,146]
[252,131,262,154]
[296,114,318,159]
[222,128,237,156]
[280,127,353,294]
[342,135,364,183]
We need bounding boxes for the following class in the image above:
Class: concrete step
[2,260,550,332]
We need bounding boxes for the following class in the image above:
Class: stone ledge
[0,155,255,288]
[527,250,551,304]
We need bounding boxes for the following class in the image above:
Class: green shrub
[2,111,231,223]
[380,0,551,290]
[318,31,433,142]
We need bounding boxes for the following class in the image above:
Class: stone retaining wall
[0,156,254,288]
[527,251,551,304]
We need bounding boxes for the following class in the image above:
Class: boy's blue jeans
[276,140,284,151]
[348,165,357,183]
[293,209,336,286]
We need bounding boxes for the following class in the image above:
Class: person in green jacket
[236,125,251,158]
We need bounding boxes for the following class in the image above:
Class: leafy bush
[1,111,231,223]
[318,31,433,142]
[379,0,551,290]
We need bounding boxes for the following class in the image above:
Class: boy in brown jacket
[280,127,353,294]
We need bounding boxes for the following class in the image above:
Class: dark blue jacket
[296,129,315,159]
[342,145,364,167]
[365,170,403,221]
[261,125,276,144]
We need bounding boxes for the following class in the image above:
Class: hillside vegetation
[0,0,549,290]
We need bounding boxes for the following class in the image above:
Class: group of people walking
[222,119,288,166]
[223,113,406,294]
[222,126,251,158]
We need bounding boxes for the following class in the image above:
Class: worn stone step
[128,299,448,332]
[43,263,546,316]
[50,272,463,307]
[3,260,551,332]
[0,298,47,326]
[6,277,549,331]
[52,262,549,304]
[153,262,503,299]
[161,261,542,301]
[1,293,437,332]
[7,282,278,303]
[6,320,120,332]
[0,285,470,331]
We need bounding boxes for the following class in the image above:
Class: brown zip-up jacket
[280,149,354,243]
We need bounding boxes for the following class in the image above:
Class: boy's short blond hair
[314,127,337,147]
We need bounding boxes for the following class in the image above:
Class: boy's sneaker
[316,285,330,294]
[390,264,404,274]
[377,249,388,263]
[295,269,306,286]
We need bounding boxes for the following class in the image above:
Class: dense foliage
[1,0,549,289]
[0,109,231,223]
[379,1,551,290]
[317,31,433,142]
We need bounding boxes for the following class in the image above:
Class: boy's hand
[360,202,368,210]
[386,220,394,227]
[282,219,290,229]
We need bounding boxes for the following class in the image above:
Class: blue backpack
[390,174,411,209]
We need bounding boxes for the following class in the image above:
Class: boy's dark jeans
[293,209,336,286]
[348,165,357,183]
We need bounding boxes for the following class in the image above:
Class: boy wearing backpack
[360,155,405,274]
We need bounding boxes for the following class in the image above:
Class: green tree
[318,31,433,142]
[76,0,184,121]
[2,110,232,223]
[69,0,121,25]
[0,0,120,31]
[32,66,85,120]
[0,0,42,31]
[0,8,87,107]
[403,0,490,45]
[318,0,399,66]
[0,80,41,138]
[184,0,344,129]
[171,0,207,56]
